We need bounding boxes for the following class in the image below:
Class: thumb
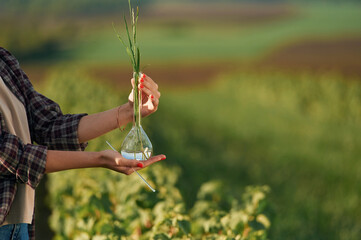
[128,89,134,102]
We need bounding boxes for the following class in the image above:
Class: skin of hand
[99,150,166,175]
[128,73,161,118]
[45,150,166,174]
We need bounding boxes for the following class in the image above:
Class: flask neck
[133,111,141,128]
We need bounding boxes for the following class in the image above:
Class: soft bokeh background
[1,0,361,239]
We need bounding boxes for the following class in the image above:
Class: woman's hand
[129,73,161,118]
[100,150,166,175]
[45,150,166,174]
[77,74,160,144]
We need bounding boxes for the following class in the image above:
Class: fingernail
[140,78,144,83]
[140,84,144,88]
[137,163,144,168]
[151,95,154,99]
[161,156,166,160]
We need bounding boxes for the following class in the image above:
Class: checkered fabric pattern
[0,47,88,239]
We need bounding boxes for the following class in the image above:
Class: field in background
[43,68,361,239]
[44,71,271,239]
[3,2,361,87]
[1,1,361,239]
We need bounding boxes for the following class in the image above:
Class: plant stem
[133,71,147,160]
[133,72,141,128]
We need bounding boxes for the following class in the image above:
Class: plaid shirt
[0,47,88,239]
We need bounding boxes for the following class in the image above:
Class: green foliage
[48,165,269,240]
[41,61,361,239]
[147,71,361,240]
[44,70,270,239]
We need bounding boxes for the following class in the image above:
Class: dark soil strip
[23,37,361,89]
[142,3,296,24]
[259,37,361,78]
[88,62,240,89]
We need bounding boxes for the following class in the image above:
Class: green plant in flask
[114,0,153,160]
[121,74,153,160]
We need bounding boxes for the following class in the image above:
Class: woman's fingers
[111,155,166,175]
[149,95,159,110]
[140,85,160,100]
[131,74,160,99]
[117,153,166,166]
[129,73,161,116]
[142,74,158,91]
[139,74,161,98]
[118,154,166,168]
[110,158,142,175]
[143,155,167,167]
[117,158,144,168]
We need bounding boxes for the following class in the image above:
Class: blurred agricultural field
[3,2,361,86]
[43,71,270,239]
[1,0,361,239]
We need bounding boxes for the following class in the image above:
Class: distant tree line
[1,0,359,17]
[1,0,151,17]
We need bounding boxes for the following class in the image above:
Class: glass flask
[121,72,153,160]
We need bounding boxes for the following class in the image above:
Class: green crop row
[42,66,361,239]
[43,69,270,239]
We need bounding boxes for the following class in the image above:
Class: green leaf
[134,6,139,44]
[136,47,141,72]
[249,219,266,231]
[113,23,134,67]
[125,48,135,68]
[177,220,191,235]
[112,23,126,47]
[113,225,127,236]
[123,15,134,57]
[128,0,132,20]
[153,233,171,240]
[101,193,112,214]
[100,224,113,234]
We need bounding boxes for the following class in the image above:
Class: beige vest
[0,76,35,225]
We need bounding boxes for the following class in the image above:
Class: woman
[0,47,166,239]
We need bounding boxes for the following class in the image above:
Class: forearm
[45,149,167,175]
[77,103,133,143]
[45,150,102,173]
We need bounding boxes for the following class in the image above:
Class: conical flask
[121,72,153,160]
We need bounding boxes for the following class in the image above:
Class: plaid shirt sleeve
[1,47,88,152]
[0,47,88,233]
[24,82,88,151]
[0,47,87,184]
[0,114,47,188]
